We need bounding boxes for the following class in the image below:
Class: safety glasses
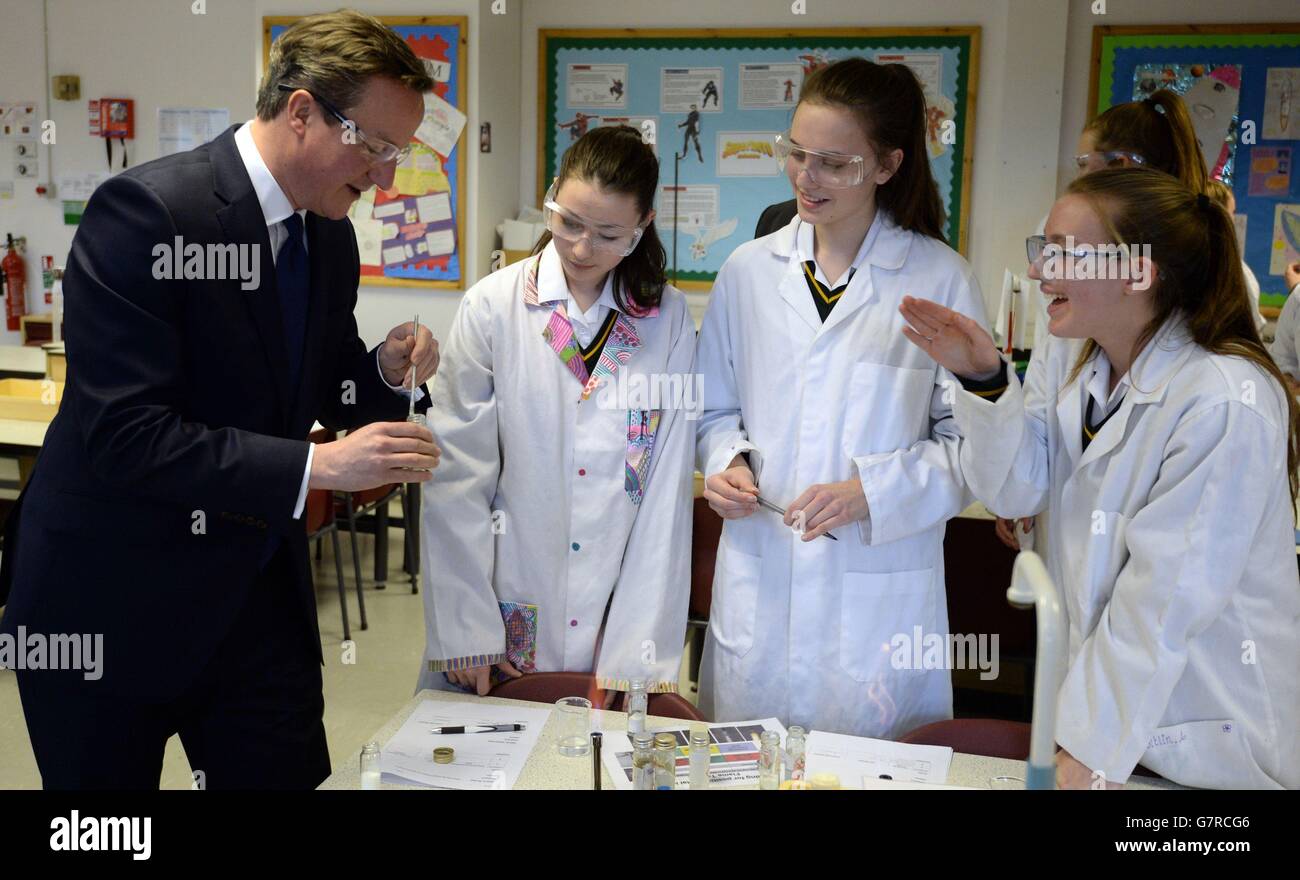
[1073,150,1146,173]
[773,131,866,189]
[542,181,647,257]
[278,84,413,166]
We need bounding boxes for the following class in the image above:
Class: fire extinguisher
[2,234,27,332]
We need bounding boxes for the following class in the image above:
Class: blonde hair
[1204,178,1234,212]
[256,9,432,121]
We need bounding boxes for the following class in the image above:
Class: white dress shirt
[234,121,418,519]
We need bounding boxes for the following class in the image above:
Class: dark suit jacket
[0,125,413,699]
[754,199,797,239]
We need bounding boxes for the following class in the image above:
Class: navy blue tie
[277,212,309,396]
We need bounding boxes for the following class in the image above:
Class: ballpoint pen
[754,493,838,541]
[429,724,526,735]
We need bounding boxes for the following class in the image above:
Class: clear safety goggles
[542,181,646,257]
[1073,150,1146,173]
[773,131,866,189]
[1026,234,1096,264]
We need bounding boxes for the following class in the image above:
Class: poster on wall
[264,16,467,289]
[1090,24,1300,310]
[541,29,979,288]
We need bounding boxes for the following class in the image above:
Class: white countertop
[319,689,1183,791]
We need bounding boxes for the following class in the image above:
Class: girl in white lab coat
[901,167,1300,789]
[416,126,696,699]
[1267,261,1300,393]
[696,58,990,739]
[1000,89,1212,550]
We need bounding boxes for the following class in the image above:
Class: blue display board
[540,29,980,289]
[1092,26,1300,309]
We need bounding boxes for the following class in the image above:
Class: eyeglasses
[277,84,413,165]
[1026,234,1096,265]
[1073,150,1146,172]
[773,131,866,189]
[542,181,647,257]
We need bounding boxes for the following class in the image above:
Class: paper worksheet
[379,699,550,790]
[804,729,953,787]
[601,718,787,790]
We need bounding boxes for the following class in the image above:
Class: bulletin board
[539,28,980,290]
[264,16,467,289]
[1089,24,1300,312]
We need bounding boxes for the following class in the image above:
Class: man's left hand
[379,322,439,390]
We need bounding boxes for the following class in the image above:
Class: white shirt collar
[537,240,620,318]
[1084,349,1131,417]
[235,121,303,229]
[794,214,880,288]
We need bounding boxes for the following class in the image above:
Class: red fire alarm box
[97,98,134,139]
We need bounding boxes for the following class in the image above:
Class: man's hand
[447,660,523,696]
[309,421,440,491]
[379,321,439,390]
[1056,748,1123,790]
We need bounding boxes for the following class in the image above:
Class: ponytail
[1086,89,1208,194]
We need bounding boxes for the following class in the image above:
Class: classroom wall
[517,0,1072,321]
[1,0,1297,352]
[0,0,513,349]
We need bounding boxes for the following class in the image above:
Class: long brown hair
[1066,168,1299,501]
[796,57,946,242]
[532,125,666,314]
[1085,89,1208,195]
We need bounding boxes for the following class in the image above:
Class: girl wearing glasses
[997,88,1214,552]
[416,126,695,700]
[695,58,990,739]
[900,168,1299,789]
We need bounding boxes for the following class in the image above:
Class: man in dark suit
[0,11,441,789]
[755,199,798,238]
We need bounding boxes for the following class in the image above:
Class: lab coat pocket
[844,362,933,457]
[1074,510,1129,629]
[840,568,936,683]
[711,540,761,658]
[1140,719,1280,789]
[625,409,662,505]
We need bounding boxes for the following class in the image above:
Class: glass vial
[785,725,807,781]
[653,732,678,790]
[688,727,711,791]
[759,730,782,790]
[631,732,655,791]
[626,678,648,735]
[360,741,381,790]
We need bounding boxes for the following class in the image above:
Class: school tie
[277,212,309,396]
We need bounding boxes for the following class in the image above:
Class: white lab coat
[952,317,1299,788]
[695,213,990,739]
[416,242,696,693]
[1268,282,1300,380]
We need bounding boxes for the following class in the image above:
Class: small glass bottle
[758,730,782,790]
[653,732,678,790]
[360,741,381,790]
[785,725,807,781]
[631,732,655,791]
[626,678,648,735]
[688,727,711,790]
